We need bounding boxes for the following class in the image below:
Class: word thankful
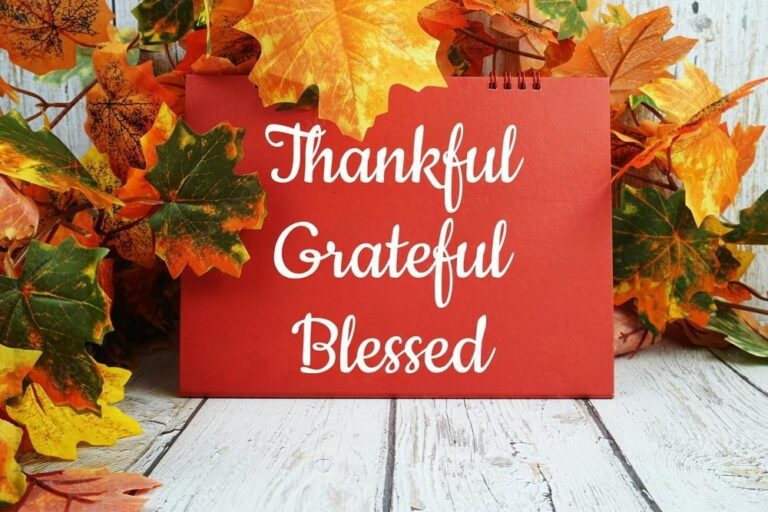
[274,218,515,308]
[294,314,496,374]
[265,122,525,213]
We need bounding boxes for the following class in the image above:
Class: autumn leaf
[0,420,26,507]
[35,28,141,88]
[723,189,768,245]
[15,467,160,511]
[146,119,267,277]
[0,179,39,240]
[103,217,156,269]
[552,7,696,108]
[0,76,18,103]
[599,3,632,28]
[616,62,767,223]
[0,238,112,412]
[0,111,119,209]
[463,0,526,16]
[177,0,260,75]
[451,22,496,75]
[419,0,469,37]
[613,186,727,332]
[86,43,176,181]
[730,123,765,178]
[133,0,198,44]
[236,0,446,140]
[0,344,41,401]
[0,0,113,74]
[489,12,559,71]
[115,104,177,220]
[6,363,141,460]
[534,0,588,39]
[707,308,768,357]
[0,346,39,507]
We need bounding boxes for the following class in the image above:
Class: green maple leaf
[133,0,196,45]
[146,119,267,278]
[0,111,119,209]
[535,0,588,40]
[723,189,768,244]
[0,238,112,411]
[707,307,768,357]
[613,186,724,332]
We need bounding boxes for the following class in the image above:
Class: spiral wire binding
[488,71,542,90]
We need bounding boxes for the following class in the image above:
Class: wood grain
[391,399,653,511]
[594,342,768,511]
[144,399,392,511]
[20,350,202,474]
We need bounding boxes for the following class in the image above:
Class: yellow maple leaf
[553,7,696,109]
[0,420,26,507]
[0,345,42,402]
[634,62,767,223]
[235,0,446,140]
[6,363,141,461]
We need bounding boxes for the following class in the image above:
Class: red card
[181,76,613,397]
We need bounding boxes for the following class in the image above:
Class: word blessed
[294,314,495,374]
[265,122,525,213]
[274,218,514,308]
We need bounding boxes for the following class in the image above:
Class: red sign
[181,76,613,397]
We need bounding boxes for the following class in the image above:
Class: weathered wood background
[2,2,768,511]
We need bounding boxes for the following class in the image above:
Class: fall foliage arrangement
[0,0,767,508]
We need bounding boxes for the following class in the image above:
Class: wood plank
[711,348,768,394]
[592,342,768,511]
[20,350,202,474]
[145,399,391,511]
[391,399,653,511]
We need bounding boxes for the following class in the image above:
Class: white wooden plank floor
[22,342,768,512]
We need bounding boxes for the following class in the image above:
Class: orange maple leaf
[178,0,260,75]
[419,0,469,37]
[0,178,38,240]
[0,76,18,104]
[18,467,159,510]
[552,7,696,109]
[235,0,446,140]
[0,0,113,74]
[616,62,767,224]
[85,43,176,181]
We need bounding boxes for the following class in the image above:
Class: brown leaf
[85,43,175,181]
[0,0,114,74]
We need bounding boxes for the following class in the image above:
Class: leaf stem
[456,28,546,61]
[715,300,768,317]
[49,80,97,129]
[729,282,768,302]
[10,85,48,104]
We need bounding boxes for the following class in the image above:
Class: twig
[642,102,665,121]
[49,80,97,129]
[715,300,768,317]
[164,44,176,67]
[10,85,48,104]
[728,282,768,302]
[457,28,546,61]
[620,171,678,191]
